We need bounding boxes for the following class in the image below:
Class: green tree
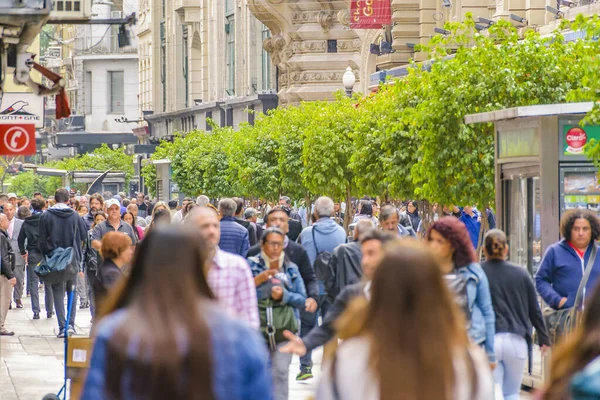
[141,140,174,197]
[8,172,52,197]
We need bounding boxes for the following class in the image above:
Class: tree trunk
[477,210,489,262]
[305,193,312,227]
[343,186,353,233]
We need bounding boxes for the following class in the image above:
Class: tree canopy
[142,14,600,209]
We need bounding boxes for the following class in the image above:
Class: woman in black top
[481,229,550,400]
[93,231,133,318]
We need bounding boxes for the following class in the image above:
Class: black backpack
[312,228,334,282]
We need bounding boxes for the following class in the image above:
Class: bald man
[186,207,259,329]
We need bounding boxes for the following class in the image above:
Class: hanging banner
[350,0,392,29]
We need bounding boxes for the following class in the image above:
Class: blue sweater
[459,211,481,249]
[535,240,600,310]
[82,305,272,400]
[219,216,250,257]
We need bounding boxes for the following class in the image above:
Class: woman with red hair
[426,217,496,368]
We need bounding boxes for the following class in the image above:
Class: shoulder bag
[543,244,598,345]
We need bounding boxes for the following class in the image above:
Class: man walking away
[39,189,87,338]
[218,198,250,257]
[245,207,263,242]
[233,197,257,246]
[0,213,16,335]
[18,201,54,319]
[297,196,347,381]
[326,219,374,301]
[4,203,25,309]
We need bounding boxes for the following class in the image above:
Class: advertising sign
[0,124,36,156]
[350,0,392,29]
[0,93,44,128]
[563,125,600,156]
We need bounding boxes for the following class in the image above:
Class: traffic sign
[0,124,36,156]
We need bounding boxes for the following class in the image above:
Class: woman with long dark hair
[543,281,600,399]
[425,217,496,365]
[82,225,271,400]
[122,211,144,241]
[316,241,493,399]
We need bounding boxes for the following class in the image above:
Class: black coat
[39,207,87,261]
[325,241,363,301]
[17,213,42,255]
[0,230,14,279]
[287,219,302,242]
[93,259,123,310]
[235,217,257,246]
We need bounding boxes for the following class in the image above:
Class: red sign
[0,124,36,156]
[350,0,392,29]
[566,127,588,154]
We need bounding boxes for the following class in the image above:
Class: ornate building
[249,0,586,103]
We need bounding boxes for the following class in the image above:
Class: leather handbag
[543,244,597,345]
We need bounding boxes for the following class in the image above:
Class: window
[85,71,92,115]
[225,0,234,15]
[226,15,235,94]
[183,25,189,109]
[108,71,124,114]
[261,25,272,91]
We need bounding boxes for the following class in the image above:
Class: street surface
[0,293,320,400]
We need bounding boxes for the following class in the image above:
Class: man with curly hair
[536,209,600,311]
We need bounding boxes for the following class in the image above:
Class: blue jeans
[493,332,528,400]
[299,295,331,368]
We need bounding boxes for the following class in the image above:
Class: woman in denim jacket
[426,217,496,367]
[248,227,307,400]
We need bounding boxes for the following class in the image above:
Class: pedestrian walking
[82,225,272,400]
[455,205,482,249]
[298,196,347,381]
[481,229,550,400]
[379,204,412,237]
[122,211,144,241]
[248,227,307,400]
[92,232,133,318]
[324,219,373,301]
[144,208,171,236]
[406,200,421,235]
[0,213,16,336]
[218,198,250,257]
[38,188,88,338]
[352,200,378,226]
[542,281,600,399]
[536,209,600,315]
[425,216,496,365]
[316,241,494,400]
[187,206,259,329]
[248,207,319,312]
[280,229,394,360]
[245,207,263,242]
[233,197,257,246]
[4,203,25,309]
[83,211,106,320]
[17,201,54,319]
[83,193,103,230]
[92,199,138,252]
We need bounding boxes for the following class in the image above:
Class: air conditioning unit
[111,10,122,18]
[50,0,92,21]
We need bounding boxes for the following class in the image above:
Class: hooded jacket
[535,239,600,310]
[325,240,363,301]
[17,213,42,255]
[39,205,87,263]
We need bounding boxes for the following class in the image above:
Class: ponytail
[484,229,507,259]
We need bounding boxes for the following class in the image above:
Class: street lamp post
[343,66,356,97]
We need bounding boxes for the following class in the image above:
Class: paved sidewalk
[0,292,322,400]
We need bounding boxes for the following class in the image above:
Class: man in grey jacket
[4,204,24,308]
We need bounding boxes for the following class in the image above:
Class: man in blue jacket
[536,210,600,310]
[218,198,250,257]
[297,196,347,381]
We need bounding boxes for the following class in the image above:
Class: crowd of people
[2,189,600,399]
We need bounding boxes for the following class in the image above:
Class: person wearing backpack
[298,196,346,381]
[425,216,496,368]
[248,227,306,400]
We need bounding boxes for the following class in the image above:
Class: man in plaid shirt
[188,206,259,329]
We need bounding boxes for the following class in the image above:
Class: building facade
[139,0,278,138]
[249,0,593,102]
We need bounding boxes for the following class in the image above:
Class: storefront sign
[350,0,392,29]
[0,124,36,156]
[564,125,600,156]
[0,93,44,128]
